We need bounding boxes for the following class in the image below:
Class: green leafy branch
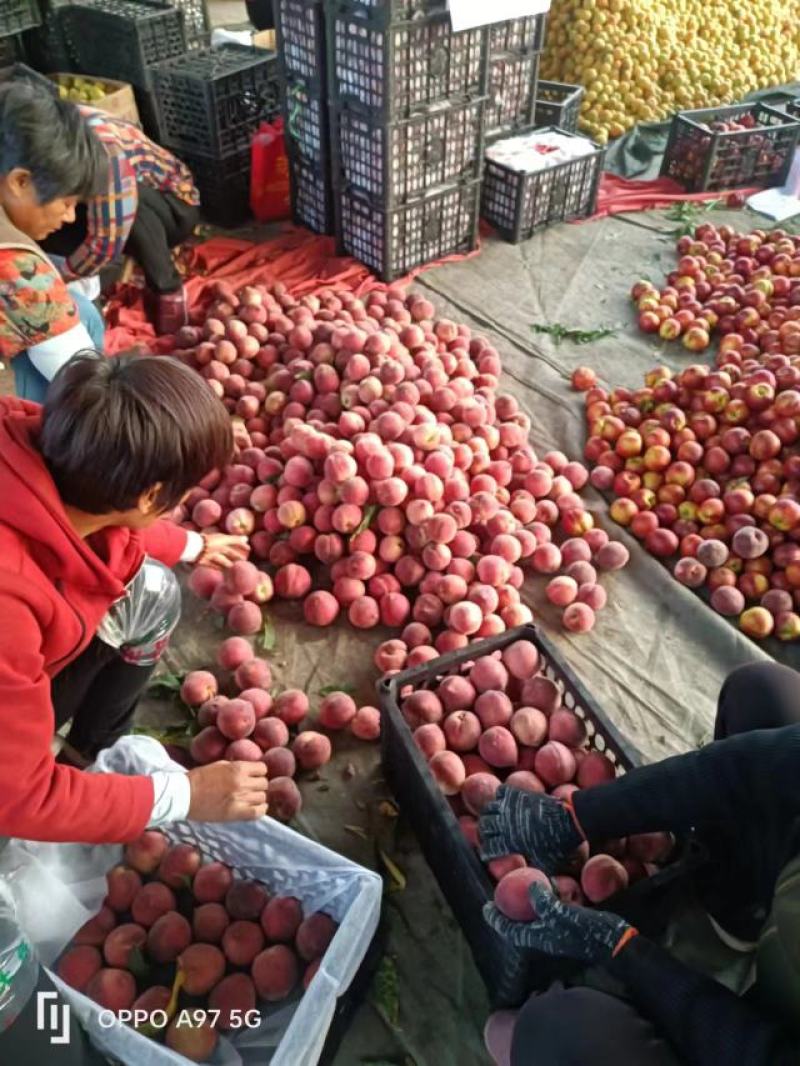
[531,323,617,346]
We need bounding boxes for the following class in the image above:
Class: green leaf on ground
[260,615,277,652]
[319,683,356,697]
[146,671,184,698]
[131,724,195,748]
[531,323,617,346]
[371,956,401,1030]
[354,504,379,536]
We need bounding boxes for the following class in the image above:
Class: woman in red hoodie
[0,350,269,844]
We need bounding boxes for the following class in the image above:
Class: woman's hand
[196,533,251,569]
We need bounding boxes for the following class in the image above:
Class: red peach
[494,867,552,920]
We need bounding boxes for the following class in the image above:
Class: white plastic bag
[0,736,382,1066]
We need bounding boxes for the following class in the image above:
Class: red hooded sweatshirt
[0,397,190,843]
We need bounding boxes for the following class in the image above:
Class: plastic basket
[660,102,800,192]
[288,143,335,234]
[332,96,486,204]
[152,44,280,158]
[0,0,40,37]
[60,0,185,91]
[482,127,605,243]
[337,177,480,281]
[179,145,252,227]
[275,0,326,87]
[329,5,488,120]
[484,51,539,142]
[284,76,330,164]
[785,96,800,121]
[173,0,209,47]
[336,0,446,19]
[535,80,584,133]
[489,14,546,56]
[378,624,682,1007]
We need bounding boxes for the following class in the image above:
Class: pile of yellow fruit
[540,0,800,144]
[55,75,109,104]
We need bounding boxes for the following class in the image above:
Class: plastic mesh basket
[534,80,584,133]
[61,0,185,90]
[173,0,209,46]
[152,44,280,157]
[284,76,330,165]
[289,144,335,234]
[178,146,252,227]
[329,6,488,120]
[482,127,605,243]
[0,0,40,37]
[484,51,539,141]
[489,14,546,56]
[378,624,683,1007]
[337,0,446,18]
[337,178,480,281]
[788,97,800,121]
[275,0,326,86]
[332,97,485,204]
[661,102,800,192]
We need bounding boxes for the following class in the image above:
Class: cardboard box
[49,73,140,126]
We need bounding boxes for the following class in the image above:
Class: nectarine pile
[402,639,673,897]
[57,831,339,1063]
[173,282,632,646]
[540,0,799,144]
[586,223,800,643]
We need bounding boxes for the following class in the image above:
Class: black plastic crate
[378,625,683,1007]
[489,14,546,56]
[484,51,539,141]
[275,0,326,87]
[61,0,185,91]
[337,178,480,281]
[336,0,446,19]
[173,0,209,47]
[180,146,252,227]
[0,32,19,60]
[482,127,605,242]
[0,0,40,37]
[332,97,485,204]
[329,6,488,120]
[289,144,335,234]
[660,102,800,193]
[152,45,280,158]
[535,80,583,133]
[283,75,330,164]
[786,97,800,121]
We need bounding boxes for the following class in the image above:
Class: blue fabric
[12,292,105,403]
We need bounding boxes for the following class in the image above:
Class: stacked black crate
[485,14,546,142]
[328,1,489,281]
[151,44,281,227]
[275,0,333,234]
[0,0,40,73]
[59,0,187,138]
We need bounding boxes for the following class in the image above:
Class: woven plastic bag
[0,737,382,1066]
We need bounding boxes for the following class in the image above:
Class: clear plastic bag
[0,737,382,1066]
[96,559,182,666]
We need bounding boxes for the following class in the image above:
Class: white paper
[448,0,551,33]
[747,147,800,221]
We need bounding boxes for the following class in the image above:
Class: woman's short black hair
[0,81,108,201]
[40,351,234,515]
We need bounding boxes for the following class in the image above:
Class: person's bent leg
[124,187,194,333]
[510,985,681,1066]
[715,661,800,739]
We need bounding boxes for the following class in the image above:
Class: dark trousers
[41,185,199,294]
[511,661,800,1066]
[52,637,156,760]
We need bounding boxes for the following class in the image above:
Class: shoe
[146,286,188,335]
[483,1010,518,1066]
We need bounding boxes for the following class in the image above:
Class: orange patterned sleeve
[0,250,79,362]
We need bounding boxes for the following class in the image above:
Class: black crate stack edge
[275,0,334,235]
[327,2,491,281]
[485,14,546,143]
[150,44,281,227]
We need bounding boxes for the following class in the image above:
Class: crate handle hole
[427,44,449,79]
[424,134,445,167]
